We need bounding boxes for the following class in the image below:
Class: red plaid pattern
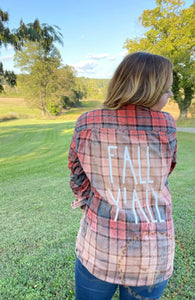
[68,104,177,286]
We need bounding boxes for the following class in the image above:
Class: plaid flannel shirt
[68,104,177,286]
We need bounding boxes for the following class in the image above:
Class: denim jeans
[75,257,168,300]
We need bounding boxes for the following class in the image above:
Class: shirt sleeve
[168,118,177,175]
[169,136,177,175]
[68,128,91,209]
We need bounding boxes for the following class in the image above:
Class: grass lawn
[0,98,42,119]
[0,97,192,122]
[0,99,194,299]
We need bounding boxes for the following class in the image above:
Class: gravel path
[177,127,195,133]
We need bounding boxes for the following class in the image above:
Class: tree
[15,42,83,116]
[78,77,109,100]
[0,9,17,90]
[74,77,87,103]
[14,19,63,53]
[14,42,62,116]
[0,8,63,92]
[124,0,195,119]
[0,62,16,92]
[56,66,87,109]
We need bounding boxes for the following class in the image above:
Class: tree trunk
[178,108,188,120]
[40,94,45,117]
[42,85,53,118]
[172,71,194,120]
[45,106,54,119]
[41,107,45,117]
[177,85,193,120]
[177,100,190,120]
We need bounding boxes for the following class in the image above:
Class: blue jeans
[75,257,168,300]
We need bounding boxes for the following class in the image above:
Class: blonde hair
[103,52,173,109]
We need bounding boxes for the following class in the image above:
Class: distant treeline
[78,77,110,100]
[1,74,109,106]
[3,75,110,102]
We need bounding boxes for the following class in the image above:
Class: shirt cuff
[71,198,88,209]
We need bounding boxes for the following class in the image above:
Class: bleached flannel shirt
[68,104,177,286]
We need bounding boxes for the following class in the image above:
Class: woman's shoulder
[156,110,176,133]
[135,105,176,132]
[75,108,107,130]
[77,108,103,120]
[75,105,176,132]
[161,110,176,128]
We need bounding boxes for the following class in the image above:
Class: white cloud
[0,55,14,62]
[71,49,129,78]
[106,50,128,61]
[86,53,109,60]
[73,59,96,74]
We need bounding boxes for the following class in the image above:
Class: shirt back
[68,104,177,286]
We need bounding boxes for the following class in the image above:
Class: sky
[0,0,194,79]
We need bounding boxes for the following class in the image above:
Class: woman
[68,52,177,300]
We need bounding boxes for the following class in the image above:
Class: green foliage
[46,102,61,116]
[61,96,72,108]
[14,43,83,116]
[14,19,63,53]
[72,77,87,103]
[14,42,106,116]
[55,65,84,109]
[14,42,62,117]
[78,77,109,100]
[0,9,63,52]
[0,8,107,108]
[0,62,17,91]
[0,8,63,93]
[0,9,17,49]
[124,0,195,119]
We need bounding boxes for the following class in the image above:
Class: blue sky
[0,0,193,78]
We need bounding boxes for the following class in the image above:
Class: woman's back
[69,104,177,286]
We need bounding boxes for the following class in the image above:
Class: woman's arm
[169,137,177,175]
[168,117,177,175]
[68,130,91,209]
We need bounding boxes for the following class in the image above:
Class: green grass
[58,99,103,121]
[0,103,194,299]
[176,118,195,127]
[0,98,41,118]
[0,98,103,122]
[0,119,79,299]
